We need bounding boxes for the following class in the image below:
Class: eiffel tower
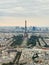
[24,20,28,38]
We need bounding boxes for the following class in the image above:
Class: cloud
[0,0,49,17]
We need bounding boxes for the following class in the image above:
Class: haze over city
[0,0,49,65]
[0,0,49,26]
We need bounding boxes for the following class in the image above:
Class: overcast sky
[0,0,49,26]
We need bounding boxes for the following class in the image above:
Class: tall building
[25,20,27,33]
[24,20,28,38]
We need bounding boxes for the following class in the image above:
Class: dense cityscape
[0,21,49,65]
[0,0,49,65]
